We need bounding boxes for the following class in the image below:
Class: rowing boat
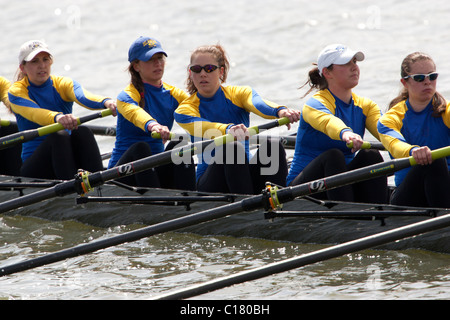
[1,174,449,254]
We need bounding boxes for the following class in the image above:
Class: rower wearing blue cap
[109,36,195,190]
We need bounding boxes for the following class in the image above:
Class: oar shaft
[155,212,450,300]
[82,124,117,136]
[0,200,250,276]
[0,109,112,150]
[1,146,449,277]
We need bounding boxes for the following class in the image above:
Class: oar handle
[37,109,113,136]
[150,131,176,139]
[409,146,450,166]
[0,109,113,150]
[0,119,13,127]
[346,141,385,150]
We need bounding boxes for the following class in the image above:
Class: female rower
[0,76,22,175]
[377,52,450,208]
[174,44,300,195]
[287,44,387,203]
[8,40,117,180]
[108,36,195,190]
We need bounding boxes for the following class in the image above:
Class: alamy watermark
[55,5,82,31]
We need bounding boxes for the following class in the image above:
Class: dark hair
[128,61,145,108]
[186,44,230,95]
[389,52,446,116]
[299,63,333,98]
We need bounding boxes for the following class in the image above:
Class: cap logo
[29,42,43,50]
[143,39,157,49]
[324,45,345,54]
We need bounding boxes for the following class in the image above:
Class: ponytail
[299,64,332,98]
[128,62,145,108]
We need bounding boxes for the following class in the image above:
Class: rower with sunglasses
[175,44,300,195]
[108,36,195,190]
[378,52,450,208]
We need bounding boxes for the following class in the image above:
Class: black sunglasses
[189,64,220,73]
[403,72,439,82]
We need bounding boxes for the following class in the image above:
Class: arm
[56,76,116,114]
[117,85,170,141]
[227,86,300,137]
[0,76,11,110]
[174,95,230,139]
[9,80,61,126]
[377,102,418,159]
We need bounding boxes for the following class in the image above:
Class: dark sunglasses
[189,64,220,73]
[403,72,439,82]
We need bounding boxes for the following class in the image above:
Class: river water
[0,0,449,303]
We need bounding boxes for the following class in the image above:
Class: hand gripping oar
[1,144,448,278]
[0,117,290,215]
[346,140,385,150]
[0,109,113,150]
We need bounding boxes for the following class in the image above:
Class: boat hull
[1,175,449,254]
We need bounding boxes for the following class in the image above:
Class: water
[1,0,450,302]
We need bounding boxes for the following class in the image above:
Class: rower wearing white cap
[287,44,388,204]
[8,40,117,180]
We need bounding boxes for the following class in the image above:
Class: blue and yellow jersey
[287,89,382,185]
[377,99,450,186]
[8,75,109,161]
[174,85,286,180]
[0,76,11,109]
[108,82,189,168]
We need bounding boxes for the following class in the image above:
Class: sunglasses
[189,64,220,73]
[403,72,439,82]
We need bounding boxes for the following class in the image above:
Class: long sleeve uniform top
[108,82,189,168]
[286,89,382,185]
[377,99,450,186]
[8,75,109,161]
[174,85,286,181]
[0,76,11,108]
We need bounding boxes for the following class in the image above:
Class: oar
[82,124,117,136]
[0,109,113,150]
[0,119,15,127]
[1,145,448,277]
[0,117,290,215]
[154,212,450,300]
[347,141,385,150]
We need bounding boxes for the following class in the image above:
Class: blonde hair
[186,44,230,95]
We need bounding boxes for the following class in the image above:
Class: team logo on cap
[143,39,157,49]
[29,42,43,50]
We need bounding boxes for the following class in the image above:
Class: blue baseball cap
[128,36,167,62]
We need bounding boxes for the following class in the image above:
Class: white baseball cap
[18,40,52,64]
[317,44,364,76]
